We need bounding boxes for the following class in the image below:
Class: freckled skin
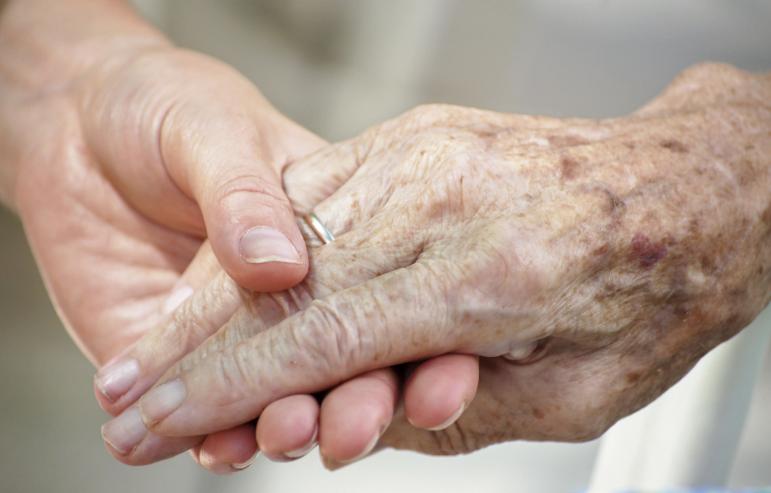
[129,63,771,460]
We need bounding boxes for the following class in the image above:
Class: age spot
[660,139,688,154]
[560,157,580,181]
[625,371,641,384]
[630,233,668,269]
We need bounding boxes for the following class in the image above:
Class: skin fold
[99,63,771,463]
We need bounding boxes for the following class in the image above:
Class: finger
[404,354,479,430]
[196,423,258,474]
[160,241,222,315]
[163,99,325,292]
[99,232,416,462]
[96,134,374,413]
[98,243,244,467]
[101,406,203,466]
[96,218,404,416]
[256,395,319,462]
[99,193,427,459]
[94,241,227,412]
[318,369,398,465]
[133,260,458,437]
[94,270,243,415]
[282,133,371,214]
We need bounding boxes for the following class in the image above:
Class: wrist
[641,63,771,116]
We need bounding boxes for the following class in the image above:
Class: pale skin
[97,64,771,466]
[0,0,470,473]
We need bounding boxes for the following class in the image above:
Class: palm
[17,129,201,364]
[13,49,236,365]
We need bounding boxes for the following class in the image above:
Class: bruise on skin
[560,156,580,181]
[532,408,545,420]
[660,139,689,154]
[630,233,668,269]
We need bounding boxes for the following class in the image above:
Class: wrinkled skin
[102,63,770,464]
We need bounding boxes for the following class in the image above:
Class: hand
[104,63,770,461]
[0,0,322,365]
[0,0,325,473]
[93,148,480,469]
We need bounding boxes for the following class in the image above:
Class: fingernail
[162,283,194,315]
[285,426,318,459]
[139,379,186,425]
[426,401,467,431]
[101,408,147,455]
[232,453,258,470]
[239,226,301,264]
[339,426,383,464]
[95,359,139,403]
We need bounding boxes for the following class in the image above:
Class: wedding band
[303,212,335,245]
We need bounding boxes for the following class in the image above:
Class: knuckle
[210,343,258,405]
[394,104,458,132]
[292,299,366,377]
[165,275,238,365]
[258,280,317,321]
[167,304,209,357]
[214,173,291,214]
[678,62,750,84]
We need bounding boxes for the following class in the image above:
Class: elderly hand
[93,149,480,469]
[102,63,770,465]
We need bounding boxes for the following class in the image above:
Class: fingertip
[210,222,309,292]
[198,425,259,474]
[94,378,117,415]
[256,395,319,461]
[404,354,479,430]
[102,426,203,467]
[189,445,202,464]
[319,369,397,464]
[198,164,310,292]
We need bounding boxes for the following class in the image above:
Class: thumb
[163,104,326,292]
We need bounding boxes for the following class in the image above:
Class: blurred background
[1,0,770,491]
